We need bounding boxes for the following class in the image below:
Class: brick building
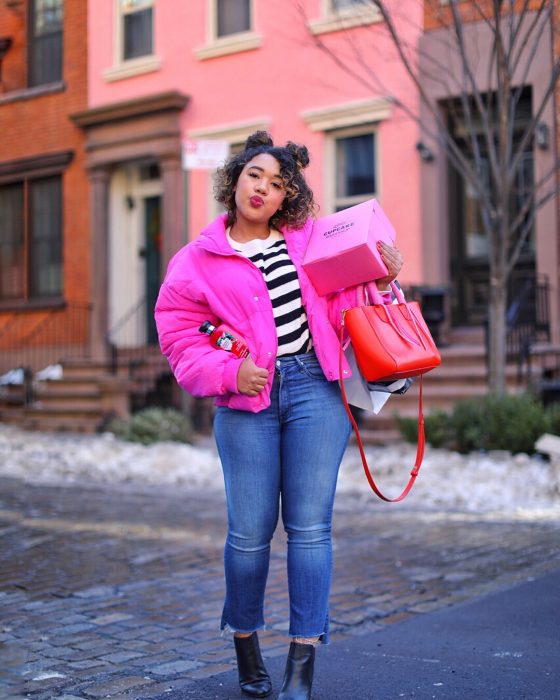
[0,0,89,374]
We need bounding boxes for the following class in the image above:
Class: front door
[447,89,536,326]
[449,163,536,326]
[108,163,162,348]
[142,195,161,345]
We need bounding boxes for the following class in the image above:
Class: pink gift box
[302,199,396,296]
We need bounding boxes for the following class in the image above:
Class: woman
[155,132,403,699]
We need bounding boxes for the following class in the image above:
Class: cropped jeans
[213,351,351,645]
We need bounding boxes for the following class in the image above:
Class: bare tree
[299,0,560,395]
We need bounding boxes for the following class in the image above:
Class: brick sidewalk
[1,475,559,699]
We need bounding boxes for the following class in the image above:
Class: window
[332,129,377,211]
[28,0,64,87]
[195,0,260,60]
[0,176,63,301]
[217,0,251,38]
[121,0,153,61]
[0,184,24,300]
[309,0,380,34]
[331,0,369,10]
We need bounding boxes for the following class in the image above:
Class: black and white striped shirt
[227,230,312,356]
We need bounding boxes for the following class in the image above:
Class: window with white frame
[330,0,370,10]
[195,0,260,60]
[309,0,380,35]
[216,0,251,38]
[121,0,153,61]
[330,127,377,212]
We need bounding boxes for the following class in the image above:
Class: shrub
[396,409,452,448]
[108,407,193,445]
[397,393,553,454]
[451,394,545,454]
[544,403,560,437]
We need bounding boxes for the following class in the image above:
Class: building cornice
[0,150,74,182]
[301,98,392,132]
[70,90,189,129]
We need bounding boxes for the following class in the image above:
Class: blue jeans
[213,351,351,645]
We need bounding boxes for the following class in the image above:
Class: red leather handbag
[339,282,441,502]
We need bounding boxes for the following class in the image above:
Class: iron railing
[105,296,160,375]
[0,303,91,403]
[491,275,551,385]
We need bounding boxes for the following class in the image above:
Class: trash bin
[410,286,447,345]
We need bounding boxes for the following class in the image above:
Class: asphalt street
[170,568,560,699]
[1,474,559,699]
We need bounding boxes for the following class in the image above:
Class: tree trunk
[487,276,508,395]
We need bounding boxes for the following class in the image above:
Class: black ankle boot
[234,632,272,698]
[278,642,315,700]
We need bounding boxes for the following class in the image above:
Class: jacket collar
[193,213,312,257]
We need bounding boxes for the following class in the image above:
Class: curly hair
[214,131,317,231]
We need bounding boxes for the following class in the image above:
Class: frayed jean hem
[220,622,267,638]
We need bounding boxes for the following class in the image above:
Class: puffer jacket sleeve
[155,279,244,398]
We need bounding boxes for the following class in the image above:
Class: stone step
[34,377,101,394]
[60,358,128,379]
[446,326,485,345]
[349,428,402,446]
[421,364,520,387]
[0,384,27,406]
[30,393,102,411]
[17,405,105,421]
[2,412,102,433]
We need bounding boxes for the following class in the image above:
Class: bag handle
[339,320,425,502]
[367,282,427,350]
[365,280,406,305]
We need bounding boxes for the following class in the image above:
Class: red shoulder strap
[339,322,425,502]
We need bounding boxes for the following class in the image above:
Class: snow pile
[341,444,560,513]
[0,424,558,514]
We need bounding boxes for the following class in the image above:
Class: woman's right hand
[237,357,270,396]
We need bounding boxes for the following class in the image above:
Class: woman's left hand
[375,241,404,291]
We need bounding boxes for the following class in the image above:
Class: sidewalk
[1,473,559,700]
[164,568,560,699]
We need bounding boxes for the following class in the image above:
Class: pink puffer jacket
[155,214,373,413]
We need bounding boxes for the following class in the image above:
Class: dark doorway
[447,88,536,326]
[143,195,161,345]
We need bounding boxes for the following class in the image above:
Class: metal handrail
[105,296,159,375]
[504,276,550,384]
[0,303,92,402]
[106,296,147,345]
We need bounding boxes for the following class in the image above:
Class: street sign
[182,139,230,171]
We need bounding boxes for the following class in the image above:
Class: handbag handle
[365,280,406,305]
[366,282,427,350]
[338,320,425,502]
[379,305,424,349]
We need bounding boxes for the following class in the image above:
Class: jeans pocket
[297,357,326,380]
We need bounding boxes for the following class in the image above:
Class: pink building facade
[75,0,424,355]
[74,0,559,357]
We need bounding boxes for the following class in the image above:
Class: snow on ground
[0,424,559,515]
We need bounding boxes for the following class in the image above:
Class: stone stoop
[0,352,170,434]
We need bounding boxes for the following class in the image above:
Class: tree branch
[507,186,558,277]
[508,55,560,185]
[509,158,560,238]
[447,0,501,191]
